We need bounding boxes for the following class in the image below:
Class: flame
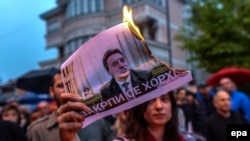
[123,5,144,40]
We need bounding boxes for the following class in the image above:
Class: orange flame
[123,5,144,40]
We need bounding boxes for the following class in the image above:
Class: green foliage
[175,0,250,73]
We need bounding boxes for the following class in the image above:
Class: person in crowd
[1,104,21,125]
[177,107,186,133]
[185,79,198,94]
[205,90,247,141]
[219,77,250,122]
[175,88,189,133]
[196,83,216,118]
[27,69,113,141]
[101,48,152,101]
[27,70,65,141]
[7,97,19,107]
[37,100,51,116]
[0,119,27,141]
[19,108,31,133]
[111,111,127,136]
[175,87,187,106]
[176,87,206,135]
[29,110,44,124]
[115,91,185,141]
[57,91,186,141]
[184,91,206,135]
[1,102,30,134]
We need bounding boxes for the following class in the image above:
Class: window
[137,17,158,40]
[75,0,81,16]
[122,0,141,5]
[150,0,165,7]
[182,5,194,35]
[183,5,192,19]
[155,0,162,6]
[88,0,92,12]
[47,19,60,33]
[64,35,93,56]
[95,0,102,11]
[66,0,104,18]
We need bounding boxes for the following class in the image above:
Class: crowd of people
[0,68,249,141]
[175,79,250,141]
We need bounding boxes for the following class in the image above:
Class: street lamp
[165,0,173,66]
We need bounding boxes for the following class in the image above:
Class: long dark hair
[124,91,180,141]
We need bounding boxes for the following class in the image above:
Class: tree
[175,0,250,73]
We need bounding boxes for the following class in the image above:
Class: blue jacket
[230,90,250,123]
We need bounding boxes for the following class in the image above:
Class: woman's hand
[57,93,90,141]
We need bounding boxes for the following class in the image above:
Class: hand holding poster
[61,6,192,128]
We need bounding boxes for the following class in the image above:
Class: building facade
[40,0,192,75]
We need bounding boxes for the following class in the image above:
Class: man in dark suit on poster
[100,48,153,101]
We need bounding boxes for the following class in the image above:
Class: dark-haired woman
[57,92,185,141]
[114,91,185,141]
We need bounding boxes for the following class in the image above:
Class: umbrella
[17,67,59,94]
[18,92,53,104]
[0,92,52,105]
[207,67,250,86]
[0,93,18,106]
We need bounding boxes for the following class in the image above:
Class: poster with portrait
[61,23,192,128]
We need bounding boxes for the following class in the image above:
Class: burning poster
[61,6,192,128]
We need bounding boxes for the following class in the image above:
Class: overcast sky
[0,0,57,83]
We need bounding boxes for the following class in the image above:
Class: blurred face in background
[176,89,186,101]
[213,91,231,114]
[144,94,172,128]
[49,73,65,107]
[219,77,236,93]
[37,101,50,116]
[2,109,19,123]
[198,86,211,96]
[186,94,195,104]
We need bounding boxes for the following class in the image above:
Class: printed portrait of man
[100,48,153,101]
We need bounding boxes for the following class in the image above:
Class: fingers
[57,93,89,141]
[60,93,81,105]
[59,122,82,141]
[57,101,90,116]
[57,93,90,126]
[57,110,85,123]
[58,122,83,131]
